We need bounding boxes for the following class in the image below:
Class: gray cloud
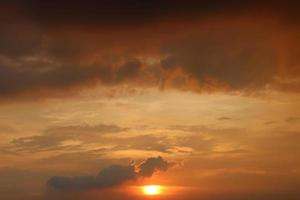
[47,156,172,190]
[161,31,277,91]
[7,1,300,30]
[0,1,300,101]
[48,165,136,190]
[0,59,143,99]
[138,156,173,177]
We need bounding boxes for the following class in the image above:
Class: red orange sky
[0,1,299,200]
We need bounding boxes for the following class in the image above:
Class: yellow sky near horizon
[0,87,299,200]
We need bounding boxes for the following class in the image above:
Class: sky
[0,1,300,200]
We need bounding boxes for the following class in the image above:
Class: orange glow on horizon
[142,185,163,196]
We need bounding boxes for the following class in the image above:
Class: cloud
[96,165,136,187]
[6,127,183,158]
[10,1,300,29]
[0,59,143,99]
[160,30,277,91]
[48,165,136,190]
[10,124,128,153]
[264,120,277,125]
[138,156,173,177]
[0,1,300,101]
[112,134,172,153]
[217,116,232,121]
[13,1,255,27]
[47,156,172,190]
[285,116,299,123]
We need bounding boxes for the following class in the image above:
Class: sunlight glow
[142,185,162,196]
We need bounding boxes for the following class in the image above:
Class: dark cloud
[0,23,42,58]
[15,0,253,27]
[48,165,136,190]
[47,156,172,190]
[95,165,136,187]
[161,31,277,91]
[115,60,141,82]
[0,1,300,100]
[138,156,173,177]
[9,0,300,29]
[0,60,142,99]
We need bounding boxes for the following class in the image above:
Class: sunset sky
[0,1,300,200]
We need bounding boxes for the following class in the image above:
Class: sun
[142,185,162,196]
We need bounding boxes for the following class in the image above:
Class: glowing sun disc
[142,185,162,196]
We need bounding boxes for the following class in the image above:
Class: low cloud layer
[47,156,172,190]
